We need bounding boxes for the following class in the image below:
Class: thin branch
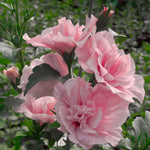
[88,0,94,18]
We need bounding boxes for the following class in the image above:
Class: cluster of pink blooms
[4,7,145,149]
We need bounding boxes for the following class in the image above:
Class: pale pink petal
[76,15,97,47]
[129,74,145,103]
[41,53,68,76]
[23,33,31,41]
[23,17,84,54]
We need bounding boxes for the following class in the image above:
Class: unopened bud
[3,67,19,83]
[96,7,114,32]
[108,10,115,18]
[99,7,109,16]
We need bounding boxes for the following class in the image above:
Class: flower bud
[3,67,19,83]
[99,6,109,16]
[108,10,115,18]
[96,7,115,32]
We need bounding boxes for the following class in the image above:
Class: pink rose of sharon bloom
[18,52,68,99]
[23,17,84,54]
[54,77,129,149]
[3,67,19,83]
[75,31,145,103]
[76,14,97,47]
[16,95,57,124]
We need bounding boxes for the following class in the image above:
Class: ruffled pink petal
[129,74,145,103]
[23,17,84,54]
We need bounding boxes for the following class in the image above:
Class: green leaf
[40,131,55,148]
[24,63,60,96]
[108,28,127,44]
[0,96,24,118]
[49,121,60,129]
[0,53,11,65]
[144,75,150,84]
[14,136,23,150]
[50,129,63,141]
[21,118,33,127]
[26,139,44,150]
[2,96,24,110]
[41,129,63,141]
[63,49,75,68]
[24,9,35,23]
[133,111,150,147]
[20,135,34,144]
[19,136,45,150]
[0,42,17,62]
[145,111,150,130]
[40,131,51,139]
[48,138,55,148]
[133,117,148,137]
[118,138,132,150]
[0,97,5,103]
[0,2,14,11]
[115,36,127,45]
[143,42,150,54]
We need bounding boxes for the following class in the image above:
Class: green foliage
[49,121,60,129]
[0,96,24,117]
[114,35,127,45]
[143,42,150,54]
[0,0,35,47]
[0,53,11,65]
[132,111,150,149]
[144,76,150,84]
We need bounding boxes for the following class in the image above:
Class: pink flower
[54,77,129,149]
[3,67,19,83]
[23,17,84,54]
[16,95,57,124]
[76,7,115,48]
[76,15,97,47]
[18,52,68,99]
[76,6,115,48]
[75,31,145,103]
[76,31,115,73]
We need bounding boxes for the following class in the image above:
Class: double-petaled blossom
[54,77,129,149]
[16,95,57,124]
[18,52,68,99]
[3,67,19,83]
[75,31,145,103]
[23,17,84,54]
